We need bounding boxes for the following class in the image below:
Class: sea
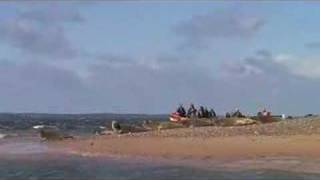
[0,113,319,180]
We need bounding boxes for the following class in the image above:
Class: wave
[33,125,58,130]
[0,133,7,139]
[33,125,45,129]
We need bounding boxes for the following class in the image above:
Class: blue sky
[0,1,320,115]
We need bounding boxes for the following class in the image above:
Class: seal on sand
[112,121,122,134]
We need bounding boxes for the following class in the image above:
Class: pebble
[116,117,320,138]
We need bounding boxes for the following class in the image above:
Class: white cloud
[273,54,320,79]
[0,6,82,59]
[174,9,265,49]
[224,52,320,80]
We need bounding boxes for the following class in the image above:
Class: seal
[112,120,122,134]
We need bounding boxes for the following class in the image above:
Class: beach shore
[60,134,320,159]
[53,117,320,173]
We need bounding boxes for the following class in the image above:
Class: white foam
[33,125,45,129]
[33,125,58,130]
[0,133,6,139]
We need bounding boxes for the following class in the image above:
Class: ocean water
[0,139,319,180]
[0,113,167,137]
[0,153,319,180]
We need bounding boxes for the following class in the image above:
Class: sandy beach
[51,117,320,174]
[61,135,320,159]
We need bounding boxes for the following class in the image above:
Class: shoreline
[55,117,320,174]
[1,132,320,174]
[54,131,320,174]
[60,134,320,159]
[58,117,320,160]
[3,117,320,174]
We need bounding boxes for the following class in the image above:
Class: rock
[231,118,258,126]
[254,130,260,136]
[40,129,65,141]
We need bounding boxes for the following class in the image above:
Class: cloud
[86,53,307,114]
[93,53,192,71]
[0,6,83,59]
[174,10,265,49]
[95,54,136,68]
[216,50,320,115]
[220,50,290,80]
[0,50,241,114]
[221,60,264,78]
[273,55,320,79]
[0,57,227,113]
[238,53,320,80]
[220,50,320,82]
[2,5,320,115]
[86,58,232,113]
[2,50,320,115]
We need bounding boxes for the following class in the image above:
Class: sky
[0,1,320,115]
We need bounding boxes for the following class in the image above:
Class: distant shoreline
[0,112,168,116]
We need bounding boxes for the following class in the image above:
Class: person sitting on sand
[257,109,272,123]
[210,108,216,118]
[232,108,245,118]
[177,104,186,117]
[257,111,263,118]
[187,103,197,118]
[262,109,268,116]
[198,106,205,118]
[204,107,209,118]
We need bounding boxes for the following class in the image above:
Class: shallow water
[0,148,319,180]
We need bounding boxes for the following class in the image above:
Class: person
[225,112,231,118]
[198,106,205,118]
[232,108,244,118]
[177,104,186,117]
[257,111,263,117]
[187,103,197,118]
[258,108,272,123]
[262,108,268,116]
[204,107,209,118]
[210,108,217,118]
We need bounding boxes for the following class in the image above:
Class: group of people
[257,109,271,117]
[176,104,217,118]
[176,104,276,120]
[256,109,273,122]
[176,104,247,119]
[225,108,245,118]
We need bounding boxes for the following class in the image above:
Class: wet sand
[60,134,320,159]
